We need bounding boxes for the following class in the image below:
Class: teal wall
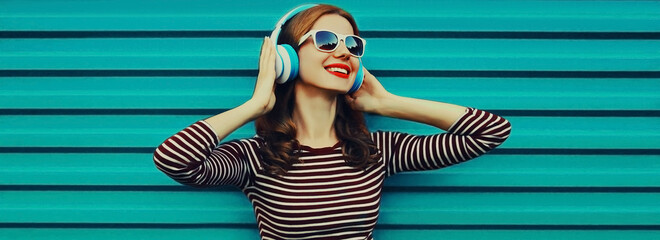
[2,0,660,239]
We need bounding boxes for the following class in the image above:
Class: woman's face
[297,14,359,94]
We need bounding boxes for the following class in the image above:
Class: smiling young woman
[154,4,511,240]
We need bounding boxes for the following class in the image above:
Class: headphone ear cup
[275,44,299,84]
[347,61,364,94]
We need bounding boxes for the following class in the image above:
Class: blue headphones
[269,4,364,94]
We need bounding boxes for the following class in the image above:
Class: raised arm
[348,69,511,175]
[346,68,468,131]
[153,37,278,187]
[372,107,511,175]
[205,36,278,141]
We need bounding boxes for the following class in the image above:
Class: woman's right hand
[249,36,278,118]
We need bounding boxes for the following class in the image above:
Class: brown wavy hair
[255,4,381,175]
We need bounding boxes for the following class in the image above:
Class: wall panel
[2,0,659,239]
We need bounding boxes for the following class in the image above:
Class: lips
[324,63,351,79]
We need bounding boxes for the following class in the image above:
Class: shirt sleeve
[152,120,252,188]
[373,107,512,177]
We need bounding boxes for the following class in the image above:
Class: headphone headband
[270,4,318,44]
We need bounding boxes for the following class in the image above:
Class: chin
[318,85,350,95]
[298,71,354,94]
[321,78,353,94]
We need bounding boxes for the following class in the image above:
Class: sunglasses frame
[297,29,366,57]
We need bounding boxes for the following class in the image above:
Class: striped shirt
[153,107,511,240]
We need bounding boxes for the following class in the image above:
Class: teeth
[326,67,348,74]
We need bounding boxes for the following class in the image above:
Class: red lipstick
[324,63,351,79]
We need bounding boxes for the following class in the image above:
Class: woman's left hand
[345,68,393,114]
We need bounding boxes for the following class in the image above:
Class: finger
[261,37,269,67]
[344,95,358,109]
[261,47,275,82]
[362,66,372,77]
[364,68,375,81]
[345,94,356,103]
[261,36,268,55]
[259,37,270,64]
[259,37,269,69]
[268,38,276,66]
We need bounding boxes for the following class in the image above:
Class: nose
[333,40,351,59]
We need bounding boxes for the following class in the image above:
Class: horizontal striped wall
[1,0,659,239]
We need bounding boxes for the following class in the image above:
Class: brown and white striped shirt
[154,107,511,240]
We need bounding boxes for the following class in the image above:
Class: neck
[291,82,339,148]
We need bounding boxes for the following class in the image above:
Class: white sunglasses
[297,29,366,57]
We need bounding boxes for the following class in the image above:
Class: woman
[154,4,511,240]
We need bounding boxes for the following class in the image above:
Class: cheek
[297,49,323,77]
[297,59,314,80]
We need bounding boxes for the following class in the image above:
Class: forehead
[310,14,354,35]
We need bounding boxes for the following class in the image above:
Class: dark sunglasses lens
[315,31,338,51]
[345,36,364,57]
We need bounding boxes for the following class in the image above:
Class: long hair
[255,4,381,175]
